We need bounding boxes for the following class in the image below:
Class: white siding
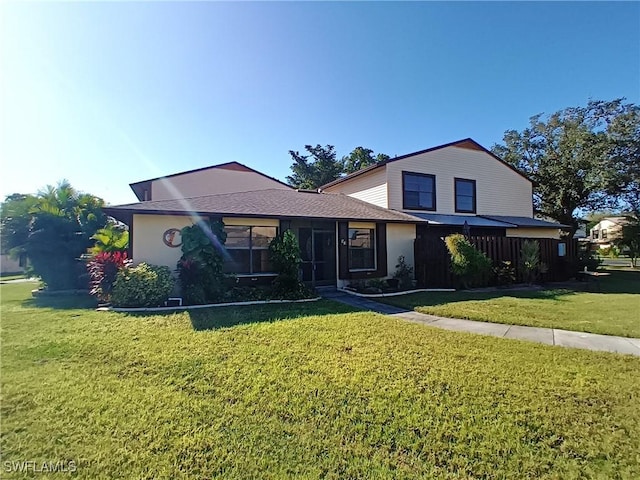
[383,146,533,217]
[132,214,196,269]
[323,168,388,208]
[506,228,561,239]
[151,169,289,201]
[386,223,416,279]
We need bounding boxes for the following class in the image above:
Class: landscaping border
[98,297,322,313]
[339,288,455,298]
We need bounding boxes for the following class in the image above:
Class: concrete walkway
[321,290,640,356]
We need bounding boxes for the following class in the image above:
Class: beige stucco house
[105,138,565,289]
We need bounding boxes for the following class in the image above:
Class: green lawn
[381,269,640,338]
[2,282,640,479]
[0,273,26,281]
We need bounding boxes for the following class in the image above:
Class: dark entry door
[299,228,336,286]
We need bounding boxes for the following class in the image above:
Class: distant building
[589,217,630,249]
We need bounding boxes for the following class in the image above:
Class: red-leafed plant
[87,251,130,303]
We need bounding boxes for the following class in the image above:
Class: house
[589,217,630,249]
[0,253,26,275]
[104,138,567,290]
[322,138,564,240]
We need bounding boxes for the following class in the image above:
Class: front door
[299,228,336,286]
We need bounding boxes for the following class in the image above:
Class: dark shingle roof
[104,189,424,223]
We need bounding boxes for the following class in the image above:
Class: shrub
[87,251,130,303]
[178,220,228,304]
[111,263,174,308]
[520,239,540,284]
[493,260,516,286]
[392,255,414,290]
[269,230,308,299]
[445,234,492,288]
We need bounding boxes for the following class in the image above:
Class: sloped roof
[482,215,569,229]
[104,189,425,223]
[321,138,531,189]
[408,213,567,229]
[409,213,513,228]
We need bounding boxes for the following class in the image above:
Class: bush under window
[111,263,174,308]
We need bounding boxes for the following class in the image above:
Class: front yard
[381,269,640,338]
[2,282,640,478]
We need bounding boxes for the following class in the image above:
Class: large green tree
[286,145,390,188]
[286,144,343,189]
[1,181,107,290]
[492,99,639,235]
[342,147,390,174]
[0,193,38,258]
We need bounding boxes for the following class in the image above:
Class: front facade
[590,217,629,249]
[105,139,566,291]
[105,187,423,289]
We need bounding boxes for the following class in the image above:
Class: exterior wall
[1,254,24,274]
[506,228,561,239]
[222,217,279,227]
[384,146,533,217]
[386,223,416,279]
[151,169,290,201]
[132,214,196,269]
[323,168,388,208]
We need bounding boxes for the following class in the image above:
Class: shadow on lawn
[22,293,97,310]
[385,269,640,310]
[188,299,358,331]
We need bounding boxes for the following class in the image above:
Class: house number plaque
[163,228,183,248]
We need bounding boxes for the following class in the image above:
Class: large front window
[349,228,375,270]
[403,172,436,210]
[224,226,277,274]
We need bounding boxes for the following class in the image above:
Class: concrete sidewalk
[321,290,640,356]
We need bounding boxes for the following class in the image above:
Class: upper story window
[592,229,599,240]
[602,229,608,240]
[349,228,376,271]
[455,178,476,213]
[402,172,436,211]
[223,225,277,274]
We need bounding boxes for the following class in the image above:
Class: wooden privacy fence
[414,235,578,288]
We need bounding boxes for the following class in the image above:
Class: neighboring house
[590,217,630,249]
[104,139,567,290]
[0,253,26,275]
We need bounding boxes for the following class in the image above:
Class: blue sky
[1,2,638,205]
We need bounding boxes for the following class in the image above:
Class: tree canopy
[492,99,640,234]
[286,145,389,189]
[0,180,108,290]
[342,147,390,174]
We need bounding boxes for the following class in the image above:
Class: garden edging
[98,296,322,313]
[339,288,455,298]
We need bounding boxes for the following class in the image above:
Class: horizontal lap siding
[151,169,290,201]
[386,146,533,217]
[323,168,388,208]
